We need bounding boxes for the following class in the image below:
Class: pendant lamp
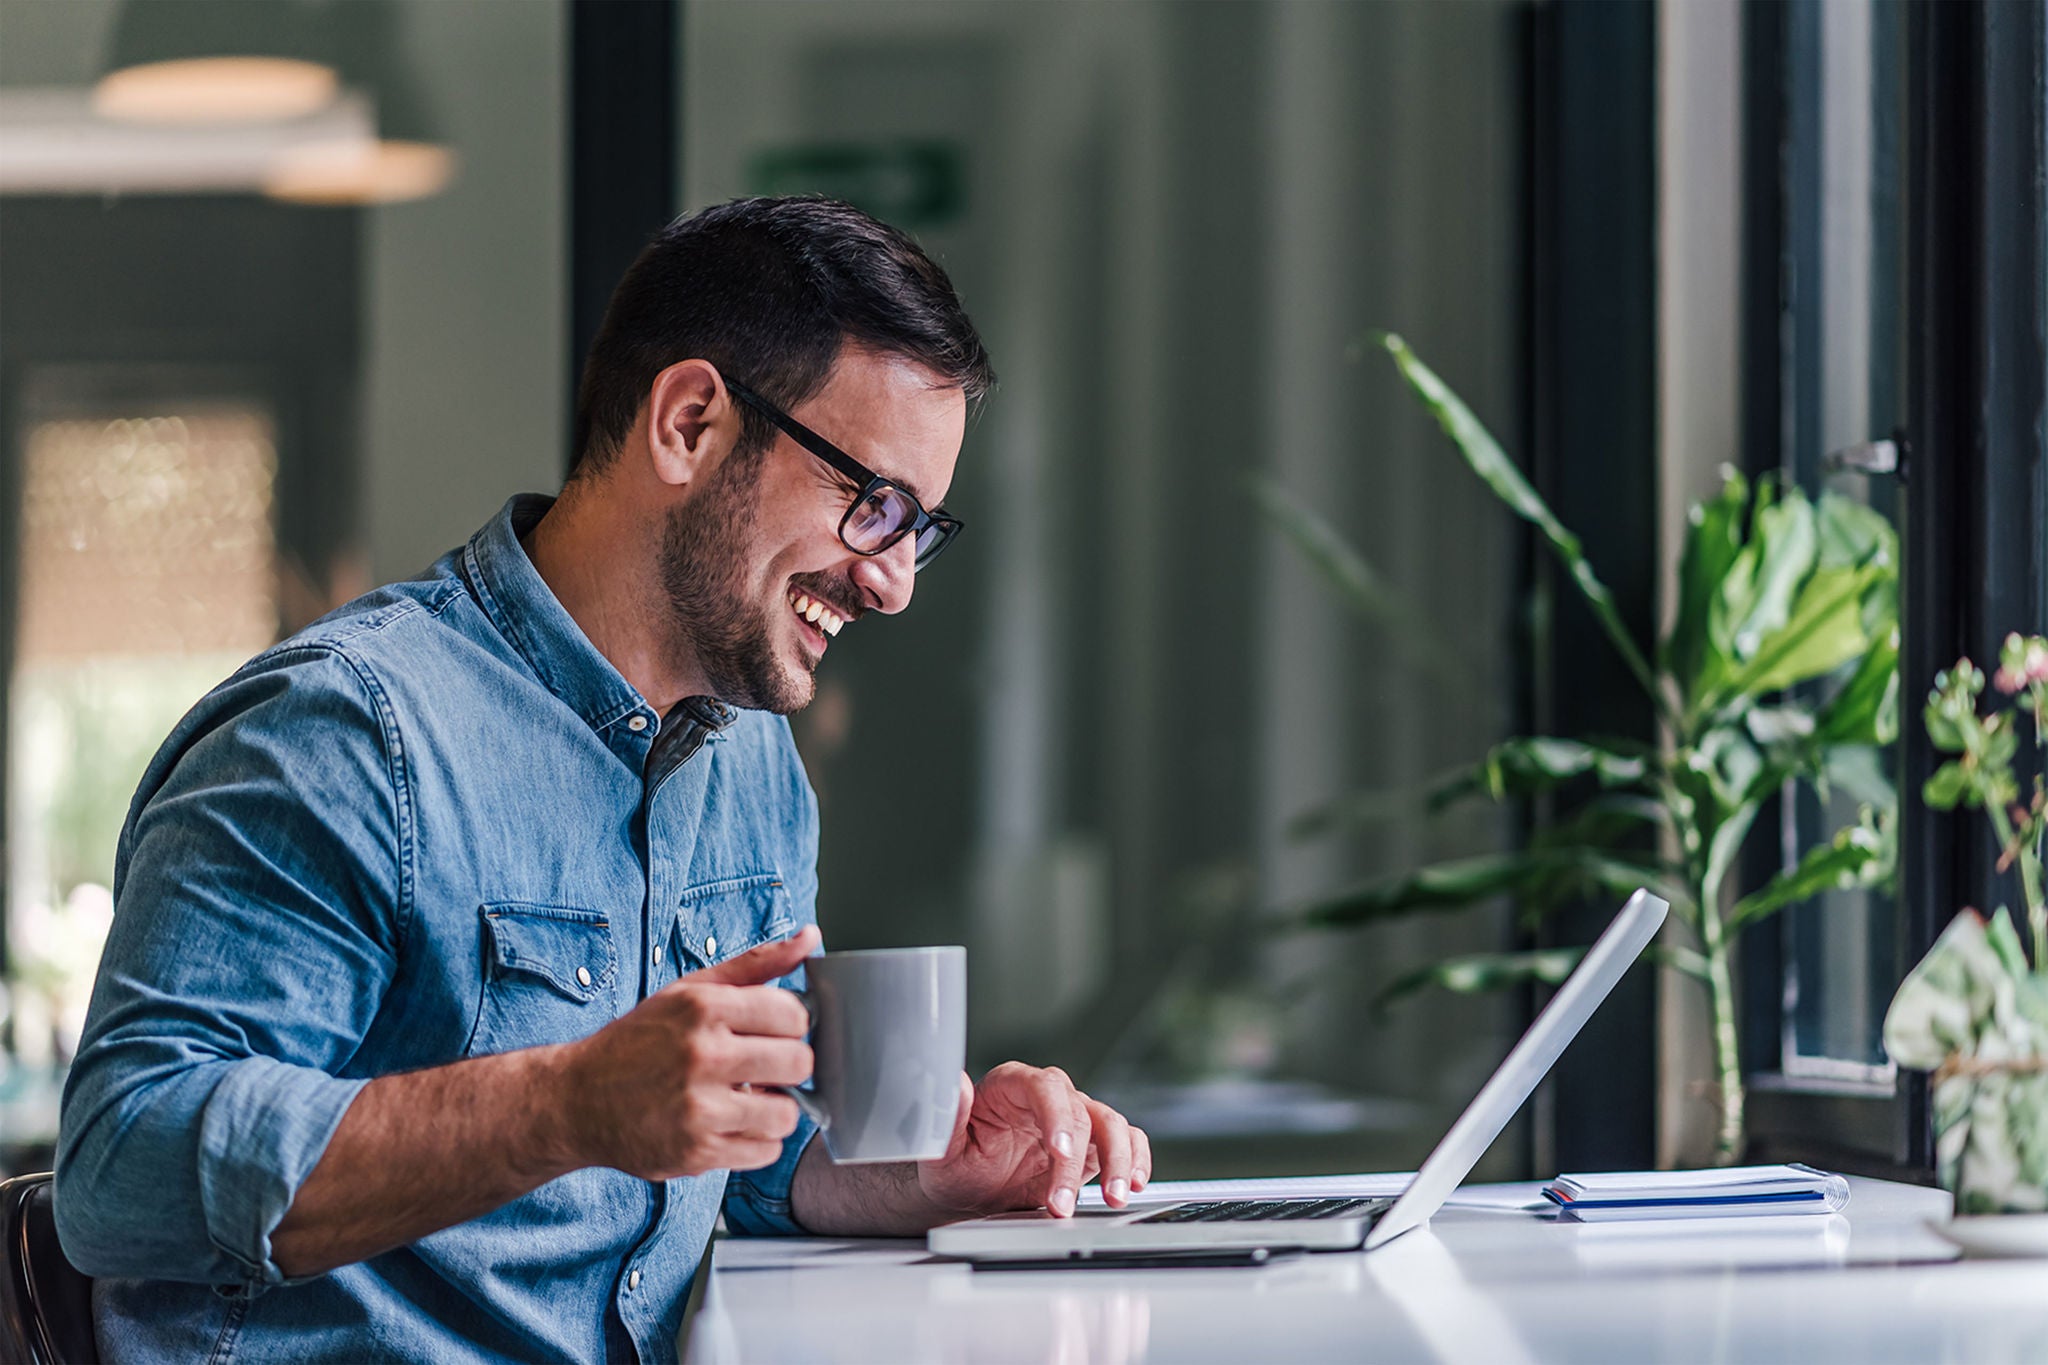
[95,0,340,125]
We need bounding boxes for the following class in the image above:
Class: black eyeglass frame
[725,377,963,571]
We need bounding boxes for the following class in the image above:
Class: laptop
[929,888,1669,1263]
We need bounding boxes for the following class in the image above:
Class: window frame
[1740,0,2048,1177]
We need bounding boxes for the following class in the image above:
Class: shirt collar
[462,494,659,737]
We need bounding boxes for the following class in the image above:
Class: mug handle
[774,1083,830,1129]
[771,989,829,1129]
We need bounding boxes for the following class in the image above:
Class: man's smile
[788,589,847,637]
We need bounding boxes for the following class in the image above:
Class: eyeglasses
[725,378,963,571]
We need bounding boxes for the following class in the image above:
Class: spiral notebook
[1542,1163,1850,1222]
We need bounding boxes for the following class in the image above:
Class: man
[56,197,1150,1362]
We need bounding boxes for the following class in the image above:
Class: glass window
[685,0,1531,1177]
[1776,0,1907,1085]
[8,398,279,1066]
[0,0,567,1100]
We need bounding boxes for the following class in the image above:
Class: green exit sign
[747,141,965,230]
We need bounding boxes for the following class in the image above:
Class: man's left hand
[915,1063,1152,1218]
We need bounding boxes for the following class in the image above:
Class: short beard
[658,450,814,714]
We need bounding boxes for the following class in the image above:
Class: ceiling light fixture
[263,1,455,206]
[95,1,340,125]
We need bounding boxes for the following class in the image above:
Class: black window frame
[1740,0,2048,1179]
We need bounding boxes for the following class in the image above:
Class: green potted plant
[1884,636,2048,1218]
[1260,335,1899,1163]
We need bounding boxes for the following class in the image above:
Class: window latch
[1822,436,1906,481]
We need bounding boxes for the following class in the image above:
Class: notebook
[1542,1163,1850,1222]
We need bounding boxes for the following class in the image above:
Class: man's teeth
[789,593,845,637]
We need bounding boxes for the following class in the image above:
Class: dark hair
[569,196,995,476]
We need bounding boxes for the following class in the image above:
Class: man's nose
[852,534,918,614]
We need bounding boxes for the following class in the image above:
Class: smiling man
[55,198,1149,1363]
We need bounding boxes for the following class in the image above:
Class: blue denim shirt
[56,495,821,1364]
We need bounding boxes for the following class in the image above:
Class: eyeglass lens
[844,486,914,553]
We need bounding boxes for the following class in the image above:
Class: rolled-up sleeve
[55,645,406,1290]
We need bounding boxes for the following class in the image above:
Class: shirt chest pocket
[466,903,619,1058]
[671,873,797,975]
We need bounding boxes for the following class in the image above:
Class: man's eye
[851,493,894,532]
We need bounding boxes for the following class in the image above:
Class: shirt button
[575,966,593,987]
[705,935,718,957]
[627,715,648,732]
[627,1269,641,1291]
[652,944,664,965]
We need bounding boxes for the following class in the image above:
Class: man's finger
[687,924,821,988]
[1130,1124,1153,1191]
[722,1089,803,1140]
[692,982,811,1038]
[1015,1070,1089,1218]
[703,1035,814,1088]
[1085,1100,1137,1208]
[712,1135,788,1172]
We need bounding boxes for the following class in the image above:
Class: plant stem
[2024,848,2046,972]
[1696,889,1745,1163]
[1987,799,2047,966]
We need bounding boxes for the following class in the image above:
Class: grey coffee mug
[779,946,966,1163]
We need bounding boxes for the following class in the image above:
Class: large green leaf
[1249,475,1473,691]
[1691,726,1767,814]
[1701,800,1765,908]
[1815,491,1896,571]
[1703,477,1806,675]
[1729,815,1891,928]
[1296,847,1682,928]
[1664,468,1749,704]
[1813,626,1901,747]
[1373,947,1585,1014]
[1378,334,1662,710]
[1428,737,1649,811]
[1723,565,1878,699]
[1820,744,1898,809]
[1528,792,1675,850]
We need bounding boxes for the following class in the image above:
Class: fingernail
[1052,1130,1073,1158]
[1133,1171,1149,1190]
[1051,1187,1077,1217]
[1108,1178,1129,1202]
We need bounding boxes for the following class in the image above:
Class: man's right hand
[564,925,820,1180]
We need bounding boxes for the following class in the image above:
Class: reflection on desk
[684,1177,2047,1365]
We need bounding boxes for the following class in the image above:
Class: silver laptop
[929,889,1668,1262]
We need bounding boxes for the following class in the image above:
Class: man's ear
[643,359,737,489]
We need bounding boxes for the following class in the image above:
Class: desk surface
[685,1174,2048,1364]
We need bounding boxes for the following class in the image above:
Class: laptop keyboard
[1135,1197,1392,1224]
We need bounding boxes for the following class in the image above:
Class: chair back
[0,1172,97,1365]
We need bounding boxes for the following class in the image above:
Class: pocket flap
[483,904,616,1002]
[674,873,795,970]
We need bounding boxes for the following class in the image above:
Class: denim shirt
[55,495,822,1364]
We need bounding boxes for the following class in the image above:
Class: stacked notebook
[1542,1163,1850,1222]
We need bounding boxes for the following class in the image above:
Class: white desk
[684,1175,2048,1364]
